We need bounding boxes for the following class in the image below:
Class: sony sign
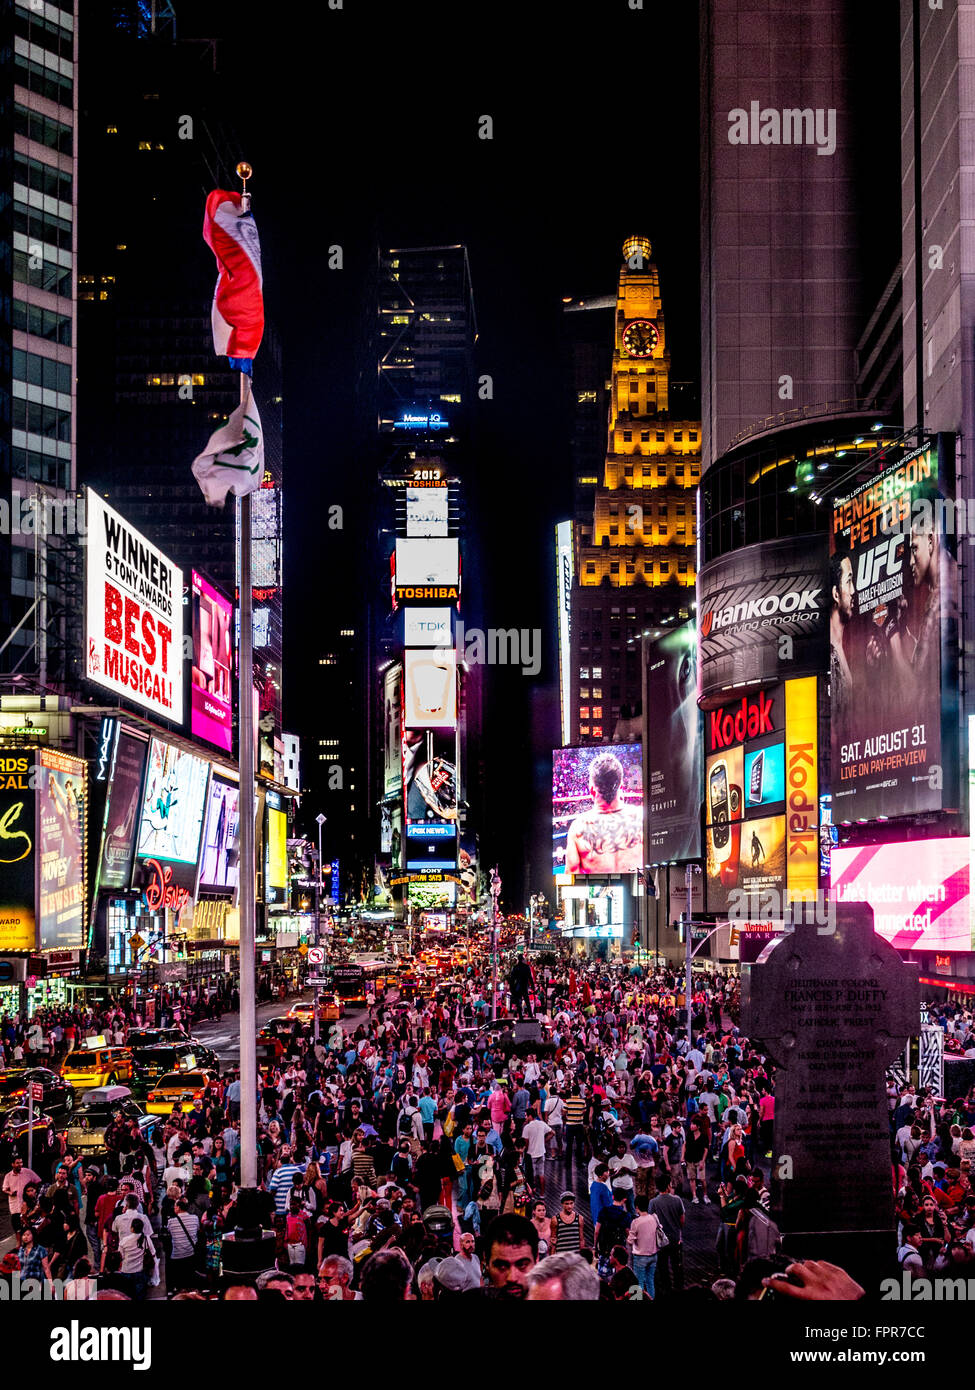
[404,607,452,648]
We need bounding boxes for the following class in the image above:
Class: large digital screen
[552,744,643,875]
[404,648,457,728]
[135,738,209,890]
[97,730,147,893]
[37,749,86,951]
[199,774,240,893]
[383,665,403,797]
[265,790,287,904]
[403,607,451,648]
[406,487,449,537]
[404,729,457,871]
[645,621,702,863]
[395,538,459,587]
[85,489,183,722]
[191,571,233,752]
[830,838,972,953]
[0,753,36,951]
[704,678,818,912]
[830,444,959,822]
[697,534,828,706]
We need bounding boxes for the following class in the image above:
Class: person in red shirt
[94,1178,121,1261]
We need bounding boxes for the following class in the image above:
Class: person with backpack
[736,1188,781,1268]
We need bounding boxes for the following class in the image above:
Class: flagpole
[235,162,258,1195]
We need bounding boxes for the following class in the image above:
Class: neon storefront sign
[143,858,191,919]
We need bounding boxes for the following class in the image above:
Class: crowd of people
[2,947,974,1302]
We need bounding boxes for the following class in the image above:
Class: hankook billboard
[697,535,827,707]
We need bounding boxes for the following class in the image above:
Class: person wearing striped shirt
[267,1147,307,1214]
[562,1088,588,1165]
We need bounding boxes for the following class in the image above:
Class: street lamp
[314,814,326,1044]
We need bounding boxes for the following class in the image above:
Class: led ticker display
[85,490,182,722]
[552,744,643,875]
[191,571,233,752]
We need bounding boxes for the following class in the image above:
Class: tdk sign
[404,607,452,647]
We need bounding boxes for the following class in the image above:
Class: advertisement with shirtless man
[553,746,643,874]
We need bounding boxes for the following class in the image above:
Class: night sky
[216,0,703,900]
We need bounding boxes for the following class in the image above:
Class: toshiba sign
[85,489,184,723]
[697,535,827,707]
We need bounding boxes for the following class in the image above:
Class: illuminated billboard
[191,571,233,752]
[404,607,451,648]
[645,621,702,863]
[552,744,643,875]
[404,729,457,871]
[265,789,288,904]
[556,522,573,746]
[383,665,403,797]
[85,489,183,722]
[830,838,972,953]
[37,749,87,951]
[199,774,240,893]
[406,487,449,537]
[135,738,209,891]
[404,648,457,728]
[830,443,959,822]
[395,538,459,588]
[96,729,147,894]
[704,678,818,912]
[0,753,36,950]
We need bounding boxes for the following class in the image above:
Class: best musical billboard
[134,738,210,892]
[0,752,36,950]
[85,490,183,723]
[191,571,233,752]
[830,443,959,822]
[645,621,702,863]
[552,744,643,875]
[37,749,86,951]
[96,729,147,894]
[199,774,240,893]
[697,534,827,707]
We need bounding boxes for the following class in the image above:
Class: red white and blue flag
[202,189,264,369]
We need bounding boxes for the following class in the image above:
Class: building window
[641,431,650,442]
[592,667,602,679]
[577,390,597,404]
[592,706,603,719]
[656,431,665,441]
[579,667,590,680]
[592,726,603,738]
[592,687,602,699]
[579,725,590,736]
[622,432,632,442]
[579,706,589,720]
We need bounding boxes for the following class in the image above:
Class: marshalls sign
[85,489,183,723]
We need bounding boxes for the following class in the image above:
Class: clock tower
[568,237,700,744]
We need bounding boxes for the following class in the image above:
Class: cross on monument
[742,901,918,1285]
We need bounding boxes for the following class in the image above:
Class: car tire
[107,1073,118,1085]
[63,1090,74,1114]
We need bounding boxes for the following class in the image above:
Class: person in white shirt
[524,1055,541,1085]
[522,1116,553,1194]
[544,1089,564,1156]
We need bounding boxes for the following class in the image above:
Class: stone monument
[742,900,918,1286]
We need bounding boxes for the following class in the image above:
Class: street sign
[30,1082,44,1104]
[129,933,145,951]
[308,946,325,966]
[306,974,329,987]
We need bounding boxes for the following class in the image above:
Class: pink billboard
[830,838,972,953]
[191,571,233,752]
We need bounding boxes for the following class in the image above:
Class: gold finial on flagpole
[236,161,252,211]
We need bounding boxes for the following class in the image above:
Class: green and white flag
[191,385,264,504]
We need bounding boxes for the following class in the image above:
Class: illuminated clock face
[622,319,658,358]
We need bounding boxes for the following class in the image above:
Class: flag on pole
[202,189,264,367]
[191,380,264,505]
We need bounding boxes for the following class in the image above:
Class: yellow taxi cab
[145,1070,217,1115]
[59,1038,134,1091]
